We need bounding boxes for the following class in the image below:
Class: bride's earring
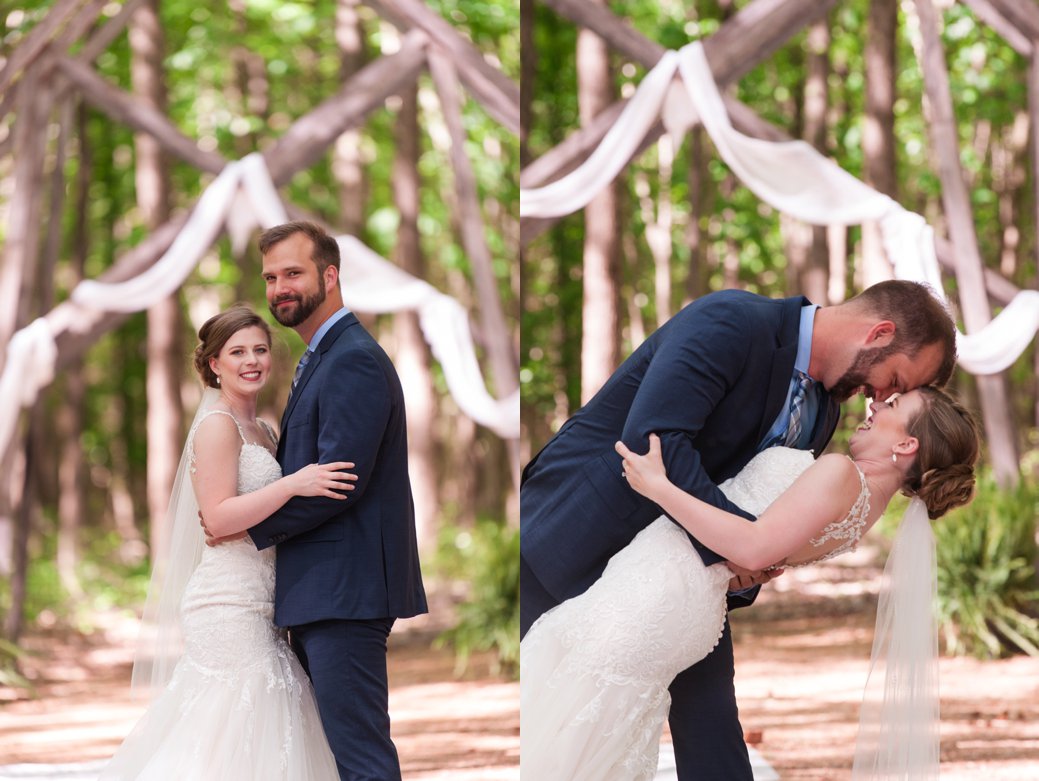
[891,452,897,463]
[216,375,221,385]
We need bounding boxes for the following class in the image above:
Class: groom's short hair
[848,280,957,386]
[258,221,341,275]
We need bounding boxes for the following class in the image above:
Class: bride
[520,387,979,780]
[101,306,353,780]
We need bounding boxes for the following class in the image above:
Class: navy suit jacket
[249,314,428,626]
[521,290,840,606]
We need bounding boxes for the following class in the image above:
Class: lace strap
[187,409,246,473]
[257,418,279,449]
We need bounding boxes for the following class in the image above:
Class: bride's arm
[192,415,357,537]
[617,435,861,571]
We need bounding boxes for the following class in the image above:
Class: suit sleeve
[249,347,390,546]
[619,295,757,524]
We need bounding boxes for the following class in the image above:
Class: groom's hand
[726,562,783,592]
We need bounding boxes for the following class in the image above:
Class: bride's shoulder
[807,452,861,487]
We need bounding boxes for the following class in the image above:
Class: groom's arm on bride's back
[619,296,755,522]
[250,348,392,543]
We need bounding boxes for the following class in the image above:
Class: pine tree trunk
[862,0,898,287]
[577,3,620,403]
[391,81,439,552]
[912,0,1020,485]
[336,0,367,236]
[131,0,184,566]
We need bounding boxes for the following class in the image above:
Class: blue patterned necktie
[287,348,313,404]
[783,370,814,447]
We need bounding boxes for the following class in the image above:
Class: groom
[520,280,956,780]
[249,221,427,780]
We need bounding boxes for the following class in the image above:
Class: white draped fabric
[0,153,518,457]
[521,41,1039,377]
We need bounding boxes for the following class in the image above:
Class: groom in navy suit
[521,281,956,780]
[249,221,427,780]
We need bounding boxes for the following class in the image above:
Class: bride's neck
[217,391,258,422]
[855,457,903,509]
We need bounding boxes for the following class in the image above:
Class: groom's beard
[270,284,326,327]
[828,343,897,402]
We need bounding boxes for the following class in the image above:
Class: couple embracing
[520,281,980,780]
[102,222,426,780]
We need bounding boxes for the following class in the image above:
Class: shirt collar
[795,304,818,379]
[308,307,351,351]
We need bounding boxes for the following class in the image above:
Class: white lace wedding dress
[520,446,871,781]
[100,411,338,780]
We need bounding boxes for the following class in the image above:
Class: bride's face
[850,390,924,458]
[210,326,272,396]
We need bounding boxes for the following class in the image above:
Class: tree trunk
[56,101,93,599]
[130,0,184,566]
[0,72,50,643]
[335,0,367,236]
[577,5,620,403]
[684,128,711,303]
[862,0,898,287]
[391,81,439,552]
[801,18,829,303]
[520,0,535,166]
[427,51,520,497]
[912,0,1020,485]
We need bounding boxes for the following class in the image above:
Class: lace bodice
[718,446,872,567]
[187,409,280,492]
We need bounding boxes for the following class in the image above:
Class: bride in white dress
[520,387,979,781]
[101,307,354,780]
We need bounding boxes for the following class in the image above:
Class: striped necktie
[783,370,814,447]
[287,348,313,404]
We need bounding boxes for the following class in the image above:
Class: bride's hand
[290,462,358,498]
[615,433,670,500]
[726,562,784,591]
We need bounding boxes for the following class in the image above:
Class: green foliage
[433,520,520,678]
[934,468,1039,658]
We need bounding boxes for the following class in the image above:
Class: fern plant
[434,520,520,678]
[934,469,1039,658]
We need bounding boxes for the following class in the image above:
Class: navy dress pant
[291,618,399,781]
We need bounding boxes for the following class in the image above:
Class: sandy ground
[0,607,520,780]
[2,547,1037,779]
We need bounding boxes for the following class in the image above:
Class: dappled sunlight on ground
[0,608,519,779]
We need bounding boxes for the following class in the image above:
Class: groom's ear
[324,264,339,293]
[864,320,896,348]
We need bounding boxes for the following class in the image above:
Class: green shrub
[934,468,1039,658]
[433,520,520,678]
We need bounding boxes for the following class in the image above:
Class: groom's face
[262,234,327,328]
[828,342,943,403]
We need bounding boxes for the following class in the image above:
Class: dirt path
[2,549,1037,780]
[721,550,1039,781]
[0,609,519,779]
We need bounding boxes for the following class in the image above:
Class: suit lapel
[278,313,361,433]
[754,298,804,446]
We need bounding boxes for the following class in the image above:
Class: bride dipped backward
[615,386,979,572]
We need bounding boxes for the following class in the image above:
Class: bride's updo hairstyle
[193,305,272,389]
[902,386,980,519]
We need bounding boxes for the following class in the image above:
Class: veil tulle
[852,497,940,780]
[130,386,220,700]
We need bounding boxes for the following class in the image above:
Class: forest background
[522,0,1039,660]
[0,0,521,683]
